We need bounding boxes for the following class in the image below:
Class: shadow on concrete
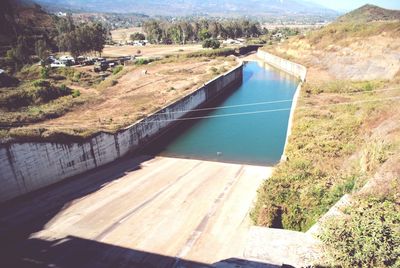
[1,235,281,268]
[0,154,280,267]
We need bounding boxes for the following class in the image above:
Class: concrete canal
[154,61,299,165]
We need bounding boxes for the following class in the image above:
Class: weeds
[251,80,394,231]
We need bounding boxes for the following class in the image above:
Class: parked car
[59,55,76,65]
[94,61,109,72]
[50,60,66,68]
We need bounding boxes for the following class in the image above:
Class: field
[103,44,205,58]
[110,27,143,42]
[0,55,238,142]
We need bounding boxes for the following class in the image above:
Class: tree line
[143,19,263,44]
[6,14,108,70]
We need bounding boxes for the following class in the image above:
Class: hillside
[263,4,400,81]
[252,4,400,267]
[0,0,54,51]
[33,0,338,17]
[338,4,400,22]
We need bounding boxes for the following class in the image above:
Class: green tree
[199,28,211,41]
[35,39,50,66]
[6,36,30,69]
[90,22,107,56]
[130,32,146,41]
[143,20,162,44]
[202,39,220,49]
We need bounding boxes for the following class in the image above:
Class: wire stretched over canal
[1,95,400,129]
[155,98,294,115]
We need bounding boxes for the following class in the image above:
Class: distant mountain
[338,4,400,23]
[33,0,338,16]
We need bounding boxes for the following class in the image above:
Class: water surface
[158,61,299,165]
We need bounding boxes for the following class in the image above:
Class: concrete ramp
[244,226,322,267]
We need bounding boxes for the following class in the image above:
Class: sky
[310,0,400,11]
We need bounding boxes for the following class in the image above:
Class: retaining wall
[256,49,307,161]
[0,64,243,203]
[257,50,306,81]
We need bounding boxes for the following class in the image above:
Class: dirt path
[0,156,272,267]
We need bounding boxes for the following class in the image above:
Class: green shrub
[112,65,123,75]
[320,198,400,267]
[202,39,221,49]
[72,89,81,98]
[32,84,72,102]
[32,79,50,88]
[40,67,49,79]
[186,48,235,58]
[135,58,153,65]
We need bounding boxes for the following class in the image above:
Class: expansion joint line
[173,165,245,267]
[95,161,203,241]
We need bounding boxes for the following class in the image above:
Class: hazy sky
[310,0,400,11]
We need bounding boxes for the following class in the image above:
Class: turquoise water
[157,61,299,165]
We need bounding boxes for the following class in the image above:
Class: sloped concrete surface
[244,227,322,267]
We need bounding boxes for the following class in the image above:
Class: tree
[6,36,30,69]
[35,39,50,66]
[143,20,162,44]
[130,32,145,41]
[179,21,192,44]
[90,23,107,56]
[198,28,211,41]
[202,39,220,49]
[208,22,220,38]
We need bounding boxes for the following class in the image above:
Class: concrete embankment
[0,64,243,203]
[256,50,306,81]
[256,49,307,161]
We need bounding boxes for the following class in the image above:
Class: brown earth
[103,44,205,58]
[264,21,400,81]
[18,57,238,136]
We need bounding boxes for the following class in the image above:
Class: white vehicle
[50,60,66,68]
[59,55,76,64]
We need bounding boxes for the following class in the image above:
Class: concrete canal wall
[0,64,243,203]
[256,49,307,161]
[257,50,306,82]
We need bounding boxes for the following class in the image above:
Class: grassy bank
[250,79,399,231]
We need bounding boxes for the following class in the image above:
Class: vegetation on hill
[0,0,107,72]
[252,4,400,266]
[251,79,397,229]
[338,4,400,23]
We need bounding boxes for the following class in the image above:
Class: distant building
[56,12,67,17]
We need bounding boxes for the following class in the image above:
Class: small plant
[112,66,123,75]
[135,58,152,65]
[40,67,49,79]
[72,89,81,98]
[210,67,218,74]
[32,79,50,88]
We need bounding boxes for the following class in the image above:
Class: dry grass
[251,77,400,231]
[1,56,238,142]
